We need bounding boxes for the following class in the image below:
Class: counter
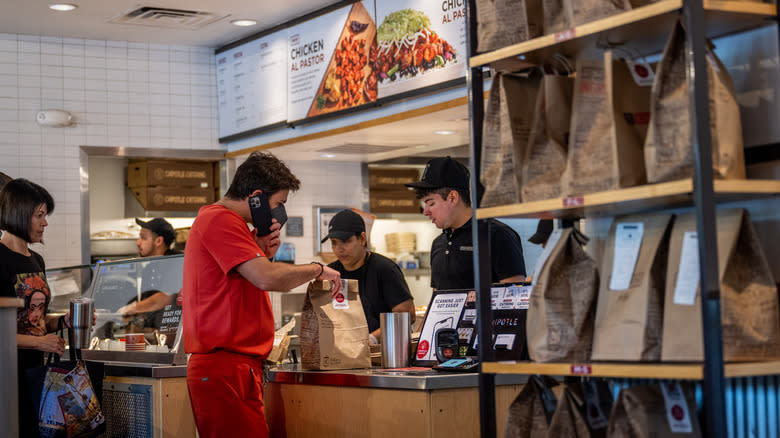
[265,364,527,438]
[93,361,194,438]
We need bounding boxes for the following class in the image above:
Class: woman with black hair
[0,178,68,437]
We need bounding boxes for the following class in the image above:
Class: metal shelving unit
[464,0,780,436]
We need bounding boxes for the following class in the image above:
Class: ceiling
[2,0,336,48]
[4,0,471,163]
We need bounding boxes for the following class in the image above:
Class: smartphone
[249,193,274,236]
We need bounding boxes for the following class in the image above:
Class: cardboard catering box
[127,159,214,189]
[130,186,215,212]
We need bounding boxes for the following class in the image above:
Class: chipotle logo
[417,340,429,359]
[335,292,345,303]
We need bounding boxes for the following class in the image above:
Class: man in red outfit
[182,152,342,437]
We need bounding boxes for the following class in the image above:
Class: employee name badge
[332,279,350,309]
[531,228,564,285]
[673,232,700,305]
[660,382,694,433]
[609,222,644,290]
[581,381,608,430]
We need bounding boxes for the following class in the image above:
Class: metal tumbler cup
[380,312,410,368]
[69,297,94,350]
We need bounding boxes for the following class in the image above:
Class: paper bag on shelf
[505,375,559,438]
[522,74,574,202]
[266,318,296,364]
[547,380,613,438]
[543,0,570,34]
[562,51,649,196]
[476,0,544,53]
[300,279,372,370]
[563,0,632,27]
[608,382,703,437]
[644,20,745,183]
[591,213,674,361]
[481,72,541,207]
[527,228,599,362]
[661,208,780,362]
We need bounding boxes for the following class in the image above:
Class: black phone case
[249,194,274,236]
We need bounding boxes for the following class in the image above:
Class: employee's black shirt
[430,218,526,290]
[329,252,413,333]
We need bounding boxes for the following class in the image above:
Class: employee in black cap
[405,157,526,290]
[136,217,181,257]
[118,218,182,318]
[323,209,415,344]
[529,219,553,248]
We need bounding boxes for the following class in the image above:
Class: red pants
[187,350,268,438]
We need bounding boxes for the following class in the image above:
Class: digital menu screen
[216,29,288,140]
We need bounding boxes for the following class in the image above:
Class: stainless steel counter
[267,363,528,390]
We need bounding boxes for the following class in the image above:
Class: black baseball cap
[529,219,553,245]
[404,157,470,191]
[321,210,365,243]
[136,218,176,246]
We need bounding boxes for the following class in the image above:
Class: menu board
[374,0,467,99]
[287,1,378,122]
[217,30,288,139]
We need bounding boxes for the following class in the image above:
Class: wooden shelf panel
[481,360,780,380]
[475,179,780,220]
[470,0,777,68]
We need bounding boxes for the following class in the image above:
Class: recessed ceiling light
[321,153,336,158]
[49,3,77,11]
[231,19,257,27]
[434,130,456,135]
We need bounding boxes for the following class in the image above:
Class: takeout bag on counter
[300,279,372,370]
[481,72,541,207]
[563,0,632,27]
[562,51,649,196]
[546,380,613,438]
[607,381,702,437]
[505,375,559,438]
[527,228,599,362]
[645,20,745,183]
[591,213,674,361]
[476,0,543,53]
[661,208,780,362]
[522,74,574,202]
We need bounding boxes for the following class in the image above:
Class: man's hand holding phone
[254,219,282,258]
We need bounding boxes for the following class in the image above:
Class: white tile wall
[0,33,221,268]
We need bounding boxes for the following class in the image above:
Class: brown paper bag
[300,279,372,370]
[563,51,649,196]
[564,0,632,27]
[481,73,541,207]
[522,74,574,201]
[547,380,613,438]
[505,376,559,438]
[543,0,570,34]
[661,208,780,361]
[527,228,599,362]
[591,213,674,361]
[644,20,746,183]
[608,382,703,437]
[477,0,543,53]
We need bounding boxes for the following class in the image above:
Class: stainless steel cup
[69,297,94,350]
[380,312,410,368]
